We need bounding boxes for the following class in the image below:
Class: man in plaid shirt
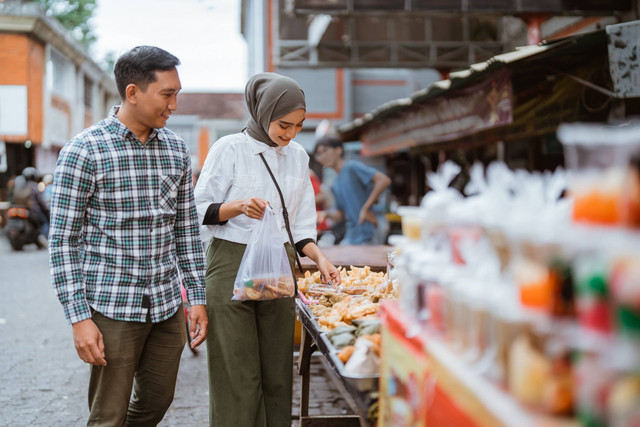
[49,46,208,426]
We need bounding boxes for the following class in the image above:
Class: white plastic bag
[232,206,295,301]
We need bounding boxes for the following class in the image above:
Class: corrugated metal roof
[338,34,579,138]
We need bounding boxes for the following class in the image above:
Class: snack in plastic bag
[232,206,295,301]
[344,337,380,375]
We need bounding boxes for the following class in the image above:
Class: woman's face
[268,108,305,147]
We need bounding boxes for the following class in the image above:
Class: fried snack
[338,345,355,363]
[344,303,378,321]
[265,280,294,297]
[318,292,349,307]
[306,284,336,298]
[298,265,390,300]
[297,271,322,293]
[234,276,295,301]
[298,265,397,331]
[340,286,369,295]
[233,286,263,300]
[310,304,330,318]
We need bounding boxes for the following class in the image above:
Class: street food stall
[373,118,640,426]
[294,22,640,427]
[295,245,393,426]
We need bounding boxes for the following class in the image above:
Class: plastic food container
[557,124,640,225]
[397,206,425,241]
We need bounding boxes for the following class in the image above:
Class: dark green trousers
[88,307,186,426]
[205,238,296,427]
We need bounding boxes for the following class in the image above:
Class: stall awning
[338,25,629,156]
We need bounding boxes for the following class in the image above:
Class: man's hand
[358,207,378,226]
[188,305,208,349]
[316,210,328,225]
[72,318,106,366]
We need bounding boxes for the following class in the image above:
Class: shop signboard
[607,21,640,98]
[361,69,513,156]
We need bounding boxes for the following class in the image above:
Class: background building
[0,1,118,201]
[240,0,636,147]
[166,92,246,175]
[240,1,639,203]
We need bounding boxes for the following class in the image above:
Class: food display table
[296,299,377,426]
[294,245,391,426]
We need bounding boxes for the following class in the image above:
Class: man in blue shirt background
[315,136,391,245]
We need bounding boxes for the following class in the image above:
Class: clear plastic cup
[557,124,640,225]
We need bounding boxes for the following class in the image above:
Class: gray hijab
[244,72,306,147]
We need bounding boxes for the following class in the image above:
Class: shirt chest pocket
[159,174,181,213]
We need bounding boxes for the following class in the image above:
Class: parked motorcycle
[5,205,45,251]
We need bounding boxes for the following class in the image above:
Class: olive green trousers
[88,308,186,426]
[205,237,296,427]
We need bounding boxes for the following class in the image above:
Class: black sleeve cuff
[203,203,228,226]
[295,238,315,257]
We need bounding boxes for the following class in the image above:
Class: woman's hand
[317,256,341,287]
[300,242,341,287]
[241,197,268,219]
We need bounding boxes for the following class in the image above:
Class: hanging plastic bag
[232,205,296,301]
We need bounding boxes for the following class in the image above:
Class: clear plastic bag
[232,206,295,301]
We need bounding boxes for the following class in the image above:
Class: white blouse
[194,132,317,246]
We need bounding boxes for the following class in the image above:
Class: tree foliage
[33,0,97,48]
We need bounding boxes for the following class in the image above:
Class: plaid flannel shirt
[49,107,206,324]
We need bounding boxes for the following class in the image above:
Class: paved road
[0,233,352,426]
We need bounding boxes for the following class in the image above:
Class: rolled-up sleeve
[48,140,94,324]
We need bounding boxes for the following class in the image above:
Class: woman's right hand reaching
[240,197,269,219]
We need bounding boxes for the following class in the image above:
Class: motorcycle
[5,205,45,251]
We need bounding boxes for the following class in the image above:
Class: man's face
[134,68,181,130]
[314,144,341,168]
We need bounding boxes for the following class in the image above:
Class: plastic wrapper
[306,283,337,298]
[344,337,380,376]
[353,318,381,337]
[232,206,295,301]
[327,325,357,349]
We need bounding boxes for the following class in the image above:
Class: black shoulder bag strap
[258,153,304,294]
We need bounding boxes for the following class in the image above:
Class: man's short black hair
[114,46,180,100]
[315,135,343,149]
[314,135,344,158]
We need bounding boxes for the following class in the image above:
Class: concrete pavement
[0,233,353,426]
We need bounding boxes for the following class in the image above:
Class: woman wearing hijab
[194,72,341,426]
